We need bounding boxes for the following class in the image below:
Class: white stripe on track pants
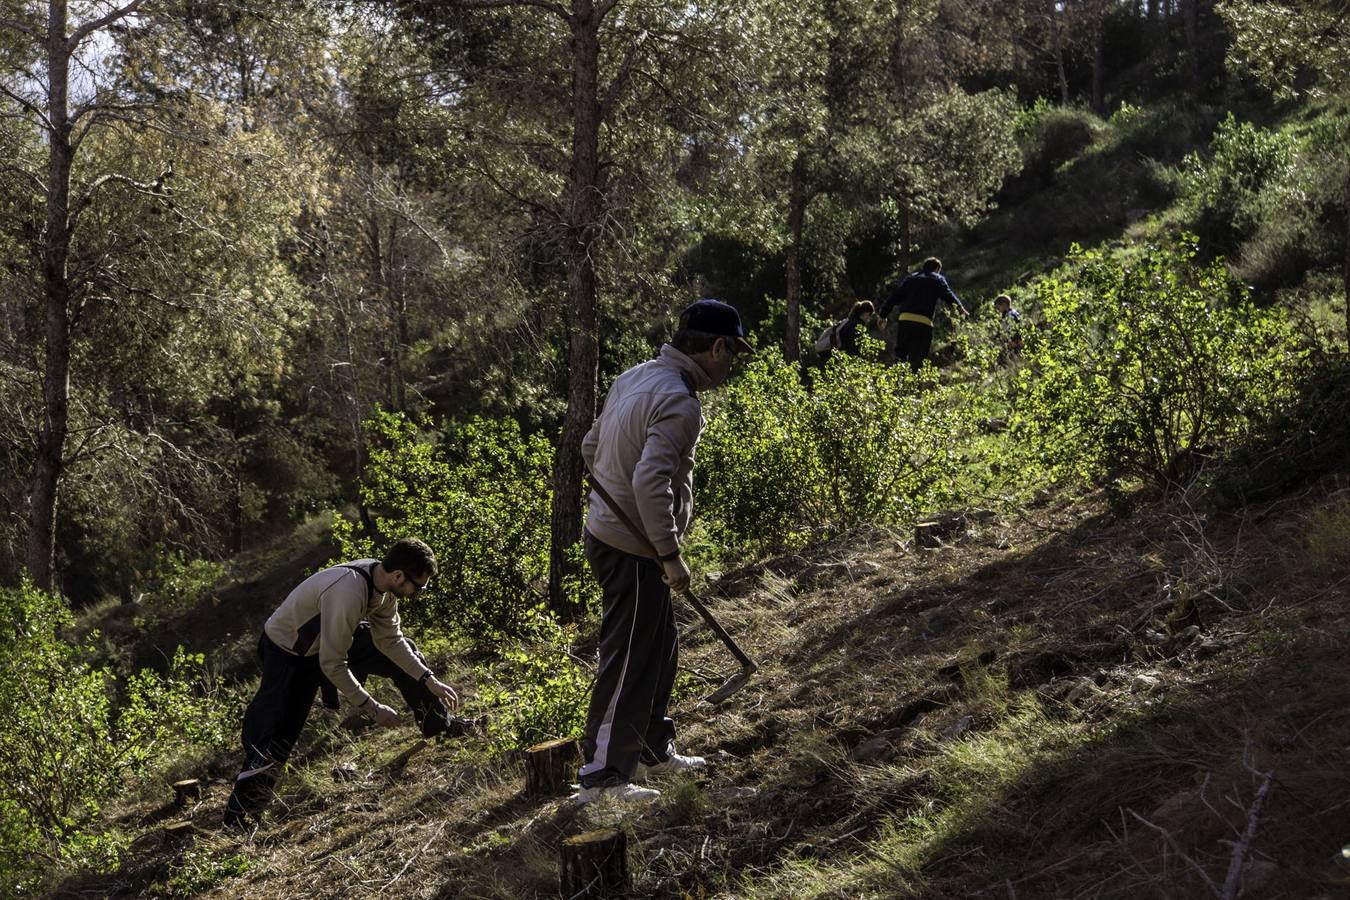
[578,532,678,787]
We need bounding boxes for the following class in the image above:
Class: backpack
[813,319,846,353]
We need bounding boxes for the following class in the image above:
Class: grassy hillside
[53,478,1350,898]
[38,83,1350,900]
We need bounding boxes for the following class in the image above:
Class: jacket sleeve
[317,577,373,706]
[877,283,899,319]
[939,276,969,316]
[631,393,702,559]
[368,600,430,681]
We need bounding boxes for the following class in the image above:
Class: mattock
[586,473,758,704]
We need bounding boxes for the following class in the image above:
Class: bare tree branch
[0,16,42,41]
[0,81,55,131]
[601,29,646,121]
[448,0,570,22]
[67,0,144,51]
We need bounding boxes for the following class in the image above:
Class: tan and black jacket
[262,559,430,707]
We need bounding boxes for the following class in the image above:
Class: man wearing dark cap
[575,299,750,804]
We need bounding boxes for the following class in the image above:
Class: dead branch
[1126,809,1221,898]
[1220,768,1274,900]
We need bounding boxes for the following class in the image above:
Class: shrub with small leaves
[698,345,972,557]
[335,412,555,641]
[0,584,235,894]
[1013,236,1303,488]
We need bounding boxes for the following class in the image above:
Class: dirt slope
[73,482,1350,899]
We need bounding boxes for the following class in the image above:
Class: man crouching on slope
[224,538,470,829]
[576,299,750,804]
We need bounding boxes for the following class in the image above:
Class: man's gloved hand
[661,555,691,593]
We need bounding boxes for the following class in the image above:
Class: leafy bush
[472,621,591,754]
[137,551,225,622]
[1013,236,1303,489]
[1181,114,1298,254]
[1017,101,1100,183]
[0,584,234,894]
[335,412,555,641]
[698,346,972,557]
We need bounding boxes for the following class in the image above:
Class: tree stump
[560,829,629,898]
[525,738,581,798]
[172,778,204,807]
[163,821,195,847]
[915,521,942,549]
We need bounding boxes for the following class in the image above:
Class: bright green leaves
[697,346,971,557]
[0,585,231,891]
[1013,236,1303,488]
[337,411,558,641]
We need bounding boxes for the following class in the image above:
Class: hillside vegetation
[2,1,1350,897]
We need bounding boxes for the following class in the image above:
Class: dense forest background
[1,0,1348,896]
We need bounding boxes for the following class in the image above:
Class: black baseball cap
[679,299,752,353]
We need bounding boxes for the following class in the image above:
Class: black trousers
[578,534,678,788]
[895,321,934,374]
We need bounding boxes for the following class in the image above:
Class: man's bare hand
[369,700,400,727]
[661,555,691,593]
[426,678,459,711]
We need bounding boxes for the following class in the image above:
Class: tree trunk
[1048,0,1069,106]
[547,0,603,621]
[784,152,806,362]
[1343,172,1349,350]
[1182,0,1199,83]
[27,0,73,592]
[1091,15,1105,114]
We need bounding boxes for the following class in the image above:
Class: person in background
[836,299,876,358]
[994,293,1023,359]
[877,257,970,373]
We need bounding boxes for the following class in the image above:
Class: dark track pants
[224,625,447,824]
[895,321,934,374]
[578,533,678,788]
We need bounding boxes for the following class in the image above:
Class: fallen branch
[1220,769,1274,900]
[382,821,447,891]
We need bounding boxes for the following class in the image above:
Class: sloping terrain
[64,478,1350,899]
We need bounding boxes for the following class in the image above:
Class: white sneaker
[636,752,707,780]
[573,782,662,805]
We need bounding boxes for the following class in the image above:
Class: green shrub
[0,584,234,894]
[336,412,555,641]
[1180,114,1298,254]
[472,621,591,754]
[1017,101,1100,183]
[1014,236,1303,488]
[697,346,972,557]
[137,551,225,623]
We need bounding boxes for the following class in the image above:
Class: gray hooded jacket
[582,344,711,559]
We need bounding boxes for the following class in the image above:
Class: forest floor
[51,473,1350,899]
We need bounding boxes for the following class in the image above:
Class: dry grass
[54,481,1350,899]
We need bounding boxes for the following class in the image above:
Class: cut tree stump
[915,521,942,549]
[525,738,581,798]
[560,829,629,898]
[163,821,195,847]
[172,778,204,807]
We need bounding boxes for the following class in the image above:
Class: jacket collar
[659,344,713,392]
